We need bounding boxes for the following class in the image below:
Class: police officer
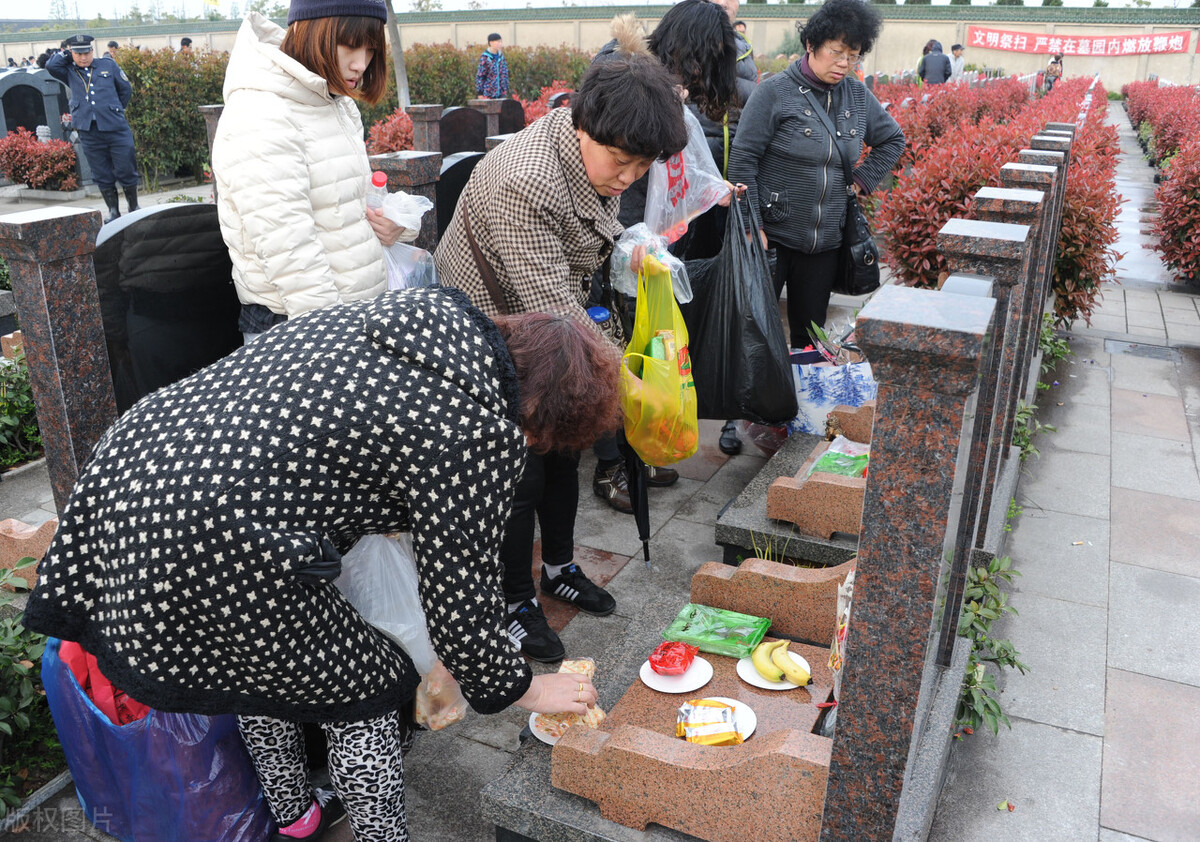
[46,34,140,223]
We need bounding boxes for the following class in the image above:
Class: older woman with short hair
[25,287,621,841]
[728,0,904,349]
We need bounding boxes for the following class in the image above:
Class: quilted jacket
[212,13,385,319]
[434,108,622,323]
[24,287,533,723]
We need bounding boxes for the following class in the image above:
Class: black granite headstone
[498,98,525,134]
[549,91,572,109]
[439,106,487,156]
[0,69,69,139]
[93,204,241,413]
[436,151,484,238]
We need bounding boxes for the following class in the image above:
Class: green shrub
[0,559,53,818]
[502,44,590,100]
[0,351,43,469]
[119,47,225,189]
[0,258,9,293]
[406,42,477,109]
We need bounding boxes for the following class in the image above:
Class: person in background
[436,54,688,663]
[211,0,404,344]
[475,32,509,99]
[178,36,193,54]
[1045,53,1063,92]
[5,58,15,68]
[106,40,119,58]
[23,286,618,842]
[917,39,951,85]
[728,0,904,350]
[949,43,965,83]
[46,34,140,223]
[734,19,747,37]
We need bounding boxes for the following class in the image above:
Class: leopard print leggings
[237,712,410,841]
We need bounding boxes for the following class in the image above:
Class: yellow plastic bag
[620,255,699,466]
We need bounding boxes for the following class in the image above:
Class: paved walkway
[928,101,1200,842]
[2,99,1198,840]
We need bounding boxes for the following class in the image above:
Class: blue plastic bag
[42,638,275,842]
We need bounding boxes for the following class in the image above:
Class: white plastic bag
[384,243,438,290]
[644,107,728,244]
[611,223,693,304]
[334,534,436,675]
[789,361,877,437]
[379,190,433,235]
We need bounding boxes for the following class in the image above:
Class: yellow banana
[751,640,787,682]
[770,643,811,686]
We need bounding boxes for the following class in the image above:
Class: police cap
[65,34,95,52]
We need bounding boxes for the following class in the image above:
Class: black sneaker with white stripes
[506,601,565,663]
[540,564,616,617]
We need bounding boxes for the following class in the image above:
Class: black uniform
[46,34,139,219]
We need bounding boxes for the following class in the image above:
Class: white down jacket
[212,13,385,318]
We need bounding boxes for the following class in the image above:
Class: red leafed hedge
[1122,80,1200,284]
[874,77,1120,325]
[1153,139,1200,284]
[0,127,79,191]
[367,109,414,155]
[515,80,573,126]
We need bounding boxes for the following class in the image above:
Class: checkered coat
[435,108,622,321]
[24,288,533,723]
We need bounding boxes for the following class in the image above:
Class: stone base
[690,558,853,646]
[980,446,1022,556]
[550,641,832,842]
[766,441,865,540]
[18,187,88,202]
[894,633,973,841]
[715,432,858,568]
[827,401,875,443]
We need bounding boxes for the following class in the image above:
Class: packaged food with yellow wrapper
[676,698,743,746]
[620,255,699,466]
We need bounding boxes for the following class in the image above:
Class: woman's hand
[629,243,648,275]
[367,207,407,248]
[513,672,597,717]
[717,181,748,208]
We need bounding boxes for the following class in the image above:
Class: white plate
[736,651,812,691]
[639,656,714,694]
[698,696,757,741]
[528,712,560,746]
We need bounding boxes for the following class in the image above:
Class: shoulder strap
[800,86,855,190]
[461,205,511,316]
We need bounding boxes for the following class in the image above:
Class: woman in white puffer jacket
[213,0,403,341]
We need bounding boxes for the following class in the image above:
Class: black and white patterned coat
[24,287,533,723]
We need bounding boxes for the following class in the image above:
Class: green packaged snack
[807,450,869,478]
[662,604,771,659]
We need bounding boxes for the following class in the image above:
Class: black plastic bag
[688,197,797,424]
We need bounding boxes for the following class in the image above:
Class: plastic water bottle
[366,171,388,209]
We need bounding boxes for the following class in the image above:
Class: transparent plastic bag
[384,243,438,290]
[644,107,729,244]
[379,190,433,235]
[334,534,436,675]
[611,223,693,304]
[414,660,469,731]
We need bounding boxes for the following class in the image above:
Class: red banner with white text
[966,26,1193,57]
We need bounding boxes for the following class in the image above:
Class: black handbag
[802,88,881,297]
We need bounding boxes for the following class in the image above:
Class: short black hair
[180,37,192,46]
[572,52,688,162]
[951,44,963,51]
[487,33,502,43]
[107,40,119,48]
[798,0,883,57]
[649,0,738,122]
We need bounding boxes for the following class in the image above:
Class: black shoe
[123,184,139,213]
[645,465,679,487]
[100,187,120,224]
[540,563,616,617]
[718,421,742,456]
[270,794,346,842]
[506,601,565,663]
[593,462,633,514]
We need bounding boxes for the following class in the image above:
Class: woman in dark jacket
[24,287,620,841]
[727,0,905,349]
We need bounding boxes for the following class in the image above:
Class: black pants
[500,449,580,602]
[771,243,840,349]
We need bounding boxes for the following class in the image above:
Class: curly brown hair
[494,313,622,454]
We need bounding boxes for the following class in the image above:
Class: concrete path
[2,98,1198,840]
[927,101,1200,842]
